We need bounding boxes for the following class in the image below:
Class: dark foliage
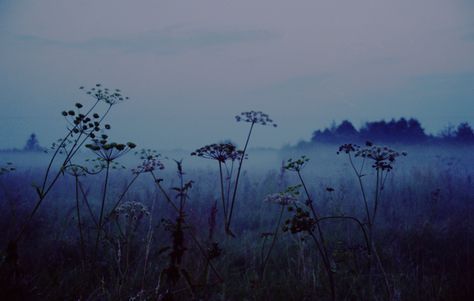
[310,118,474,145]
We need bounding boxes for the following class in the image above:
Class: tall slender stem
[94,160,111,259]
[261,205,284,280]
[226,121,255,234]
[75,175,86,269]
[297,169,335,301]
[348,153,372,227]
[218,161,228,226]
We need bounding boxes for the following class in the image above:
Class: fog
[1,0,474,150]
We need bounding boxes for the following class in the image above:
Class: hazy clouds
[0,0,473,150]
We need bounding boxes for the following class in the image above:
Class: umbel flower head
[284,155,309,172]
[264,193,297,206]
[337,141,407,171]
[191,143,245,163]
[132,149,165,174]
[81,84,129,106]
[63,164,89,177]
[61,102,106,137]
[235,111,277,127]
[113,201,150,222]
[85,135,136,162]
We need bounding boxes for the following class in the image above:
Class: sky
[0,0,473,150]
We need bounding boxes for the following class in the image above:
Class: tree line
[308,118,474,145]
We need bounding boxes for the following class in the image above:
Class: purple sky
[1,0,473,150]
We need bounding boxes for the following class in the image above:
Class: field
[1,141,473,300]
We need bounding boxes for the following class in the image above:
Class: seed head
[264,193,297,206]
[235,111,277,127]
[132,149,165,174]
[191,143,245,162]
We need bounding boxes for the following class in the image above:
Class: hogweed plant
[279,155,375,300]
[63,163,96,269]
[85,137,137,258]
[12,85,126,247]
[337,141,406,299]
[282,156,337,300]
[191,142,244,235]
[260,192,296,281]
[110,200,150,289]
[197,111,277,236]
[227,111,277,235]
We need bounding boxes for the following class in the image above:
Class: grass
[0,87,473,300]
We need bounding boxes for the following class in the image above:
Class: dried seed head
[191,143,245,162]
[235,111,277,127]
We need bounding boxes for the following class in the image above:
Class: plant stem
[261,205,284,280]
[94,160,111,259]
[75,175,86,269]
[218,161,228,226]
[227,121,255,235]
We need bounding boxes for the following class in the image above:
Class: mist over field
[1,1,474,300]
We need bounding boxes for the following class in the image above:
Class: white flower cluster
[264,193,297,206]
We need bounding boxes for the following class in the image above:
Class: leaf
[33,185,44,198]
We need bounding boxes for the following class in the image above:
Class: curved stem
[316,216,371,255]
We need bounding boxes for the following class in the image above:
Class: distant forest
[299,118,474,146]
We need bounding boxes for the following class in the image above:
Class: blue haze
[0,0,473,150]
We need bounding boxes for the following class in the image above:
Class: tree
[455,122,474,143]
[335,120,358,137]
[24,133,42,151]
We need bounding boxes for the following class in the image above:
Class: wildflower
[337,143,358,154]
[113,201,150,222]
[284,156,309,172]
[264,193,297,206]
[283,207,316,234]
[355,144,406,171]
[235,110,277,127]
[132,149,165,174]
[63,164,88,177]
[337,142,407,171]
[82,84,129,105]
[85,137,136,162]
[191,143,244,162]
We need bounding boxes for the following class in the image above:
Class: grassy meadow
[0,89,473,300]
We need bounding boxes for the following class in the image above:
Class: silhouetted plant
[259,192,296,281]
[225,111,277,236]
[111,201,150,284]
[282,155,336,300]
[191,142,244,233]
[85,137,137,258]
[337,141,407,299]
[13,85,127,246]
[148,160,223,300]
[63,164,92,269]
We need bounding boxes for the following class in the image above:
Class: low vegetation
[0,86,472,300]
